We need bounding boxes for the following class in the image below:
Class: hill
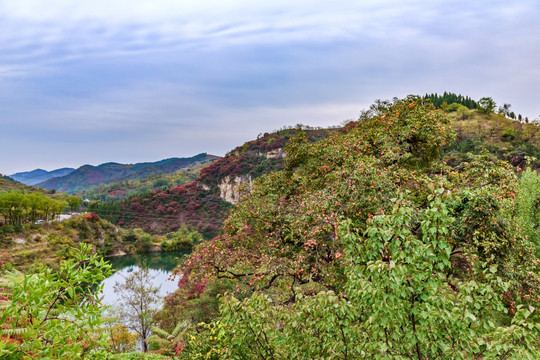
[0,214,164,271]
[37,153,219,193]
[166,96,539,358]
[91,127,338,238]
[446,109,540,167]
[93,107,540,241]
[0,175,50,194]
[75,161,210,202]
[10,168,75,186]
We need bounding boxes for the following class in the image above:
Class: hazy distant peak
[10,168,76,186]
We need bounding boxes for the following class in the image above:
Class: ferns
[148,320,190,354]
[150,326,170,339]
[171,320,188,338]
[1,327,27,336]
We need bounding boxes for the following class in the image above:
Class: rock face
[217,149,283,204]
[265,148,285,159]
[218,175,253,204]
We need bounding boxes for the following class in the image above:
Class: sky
[1,0,540,175]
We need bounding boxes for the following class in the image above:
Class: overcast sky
[1,0,540,174]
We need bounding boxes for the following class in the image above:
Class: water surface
[100,251,187,306]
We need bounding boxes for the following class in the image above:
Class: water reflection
[100,251,187,306]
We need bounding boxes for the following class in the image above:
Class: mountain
[76,161,211,202]
[10,168,75,186]
[37,153,219,193]
[91,127,338,239]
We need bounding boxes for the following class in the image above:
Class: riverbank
[0,215,194,272]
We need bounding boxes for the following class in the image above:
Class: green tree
[0,192,66,225]
[423,92,477,109]
[498,103,512,117]
[478,97,497,114]
[161,226,203,252]
[0,244,112,359]
[66,195,82,212]
[184,195,539,359]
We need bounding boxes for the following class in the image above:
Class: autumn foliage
[107,128,335,239]
[176,96,539,359]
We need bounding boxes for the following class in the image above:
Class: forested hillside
[91,128,337,238]
[76,161,211,202]
[162,96,539,359]
[92,95,540,243]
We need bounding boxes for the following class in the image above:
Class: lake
[100,251,188,307]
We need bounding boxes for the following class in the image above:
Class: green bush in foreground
[0,244,112,359]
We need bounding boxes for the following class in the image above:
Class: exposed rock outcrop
[265,147,285,159]
[218,175,253,204]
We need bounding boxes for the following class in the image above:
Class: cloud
[1,0,540,174]
[0,1,462,65]
[1,1,538,79]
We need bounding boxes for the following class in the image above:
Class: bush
[84,212,100,222]
[161,226,202,252]
[502,128,518,141]
[0,244,113,358]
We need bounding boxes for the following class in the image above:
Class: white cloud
[0,65,30,79]
[0,0,385,22]
[0,0,537,73]
[1,0,540,174]
[0,1,445,65]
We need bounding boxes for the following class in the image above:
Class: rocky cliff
[218,174,253,204]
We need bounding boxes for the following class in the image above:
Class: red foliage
[108,189,124,197]
[1,336,21,344]
[187,281,207,299]
[114,129,334,238]
[175,341,186,355]
[84,212,100,222]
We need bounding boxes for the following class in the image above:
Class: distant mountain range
[10,168,75,186]
[14,153,219,193]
